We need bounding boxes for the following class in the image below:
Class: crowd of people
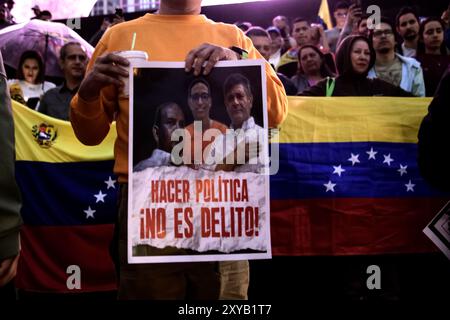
[1,1,450,119]
[237,2,450,98]
[1,0,450,302]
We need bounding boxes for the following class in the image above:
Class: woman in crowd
[416,17,450,96]
[8,50,55,108]
[300,35,412,97]
[291,44,335,94]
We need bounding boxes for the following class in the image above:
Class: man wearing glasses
[368,18,425,97]
[185,77,227,165]
[325,1,349,53]
[38,42,88,120]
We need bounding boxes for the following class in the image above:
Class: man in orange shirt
[185,77,227,165]
[70,0,287,299]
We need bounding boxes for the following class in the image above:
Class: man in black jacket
[418,67,450,190]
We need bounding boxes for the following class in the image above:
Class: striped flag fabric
[270,97,449,256]
[12,101,117,292]
[318,0,333,30]
[11,96,448,291]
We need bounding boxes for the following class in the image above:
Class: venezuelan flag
[318,0,333,30]
[13,101,117,292]
[270,97,449,256]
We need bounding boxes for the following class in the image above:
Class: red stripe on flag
[271,198,447,256]
[16,225,117,293]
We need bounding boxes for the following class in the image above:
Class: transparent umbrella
[0,19,94,77]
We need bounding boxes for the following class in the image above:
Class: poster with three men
[128,60,271,263]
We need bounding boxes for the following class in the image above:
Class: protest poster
[128,60,271,263]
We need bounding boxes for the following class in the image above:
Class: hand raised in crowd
[78,52,129,101]
[311,23,330,53]
[185,43,239,76]
[441,9,450,28]
[311,23,325,38]
[346,4,363,28]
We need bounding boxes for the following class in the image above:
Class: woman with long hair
[416,17,450,96]
[8,50,55,108]
[292,45,335,94]
[300,35,411,97]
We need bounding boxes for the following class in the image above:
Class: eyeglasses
[190,93,210,101]
[373,29,394,38]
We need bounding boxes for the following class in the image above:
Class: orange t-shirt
[70,14,288,182]
[185,119,228,164]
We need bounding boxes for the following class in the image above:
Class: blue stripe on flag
[16,161,118,226]
[270,142,446,199]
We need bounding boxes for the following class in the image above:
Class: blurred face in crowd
[188,82,211,121]
[225,84,253,129]
[397,13,419,41]
[299,47,321,75]
[249,35,271,60]
[268,31,283,54]
[372,22,395,54]
[22,58,39,84]
[351,40,371,74]
[292,21,311,46]
[61,44,88,81]
[423,20,444,53]
[273,16,289,33]
[334,8,348,28]
[154,103,185,153]
[358,18,368,36]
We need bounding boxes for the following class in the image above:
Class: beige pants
[219,260,249,300]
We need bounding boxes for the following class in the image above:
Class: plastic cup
[115,50,148,98]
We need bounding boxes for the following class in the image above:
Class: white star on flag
[348,153,360,166]
[332,165,346,177]
[398,164,408,176]
[323,180,336,192]
[84,206,96,219]
[104,176,116,189]
[383,154,394,166]
[366,147,378,160]
[94,190,107,203]
[405,180,415,192]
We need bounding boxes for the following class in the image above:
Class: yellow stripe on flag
[279,97,431,144]
[318,0,333,30]
[13,101,116,163]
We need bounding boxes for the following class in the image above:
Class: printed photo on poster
[128,60,271,263]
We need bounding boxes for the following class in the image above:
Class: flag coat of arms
[13,101,118,292]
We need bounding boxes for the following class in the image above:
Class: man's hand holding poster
[128,60,271,263]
